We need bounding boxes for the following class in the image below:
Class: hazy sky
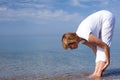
[0,0,120,36]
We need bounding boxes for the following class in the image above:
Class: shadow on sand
[103,68,120,78]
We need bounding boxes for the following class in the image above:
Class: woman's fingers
[102,60,110,71]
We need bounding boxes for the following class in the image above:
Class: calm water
[0,35,120,79]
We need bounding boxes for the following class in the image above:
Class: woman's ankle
[88,72,102,78]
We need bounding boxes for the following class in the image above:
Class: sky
[0,0,120,36]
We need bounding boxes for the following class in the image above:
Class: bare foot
[88,73,95,78]
[88,73,101,78]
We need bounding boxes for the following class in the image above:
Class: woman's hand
[102,58,110,71]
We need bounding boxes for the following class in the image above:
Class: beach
[0,35,120,80]
[0,72,120,80]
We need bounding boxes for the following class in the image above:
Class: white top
[76,10,115,46]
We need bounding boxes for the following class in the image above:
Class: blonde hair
[62,32,79,49]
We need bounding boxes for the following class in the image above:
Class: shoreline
[0,73,120,80]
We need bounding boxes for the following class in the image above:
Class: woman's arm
[82,40,97,54]
[88,33,110,71]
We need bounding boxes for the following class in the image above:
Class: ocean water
[0,35,120,80]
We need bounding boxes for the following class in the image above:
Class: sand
[0,73,120,80]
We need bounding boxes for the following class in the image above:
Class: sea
[0,34,120,80]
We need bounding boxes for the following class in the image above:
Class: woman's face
[68,42,78,49]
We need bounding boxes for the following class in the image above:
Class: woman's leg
[88,61,106,78]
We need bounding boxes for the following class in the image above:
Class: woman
[61,10,115,78]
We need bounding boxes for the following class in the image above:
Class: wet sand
[0,73,120,80]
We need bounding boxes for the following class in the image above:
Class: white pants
[95,14,115,63]
[95,47,106,63]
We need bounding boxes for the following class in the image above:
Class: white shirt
[76,10,115,46]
